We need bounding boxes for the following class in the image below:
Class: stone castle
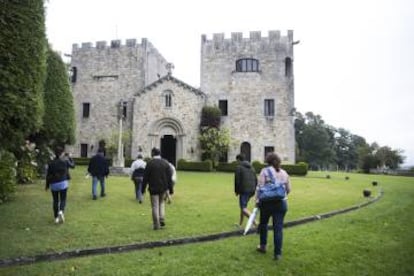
[68,30,296,165]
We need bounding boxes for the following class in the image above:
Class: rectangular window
[264,99,274,117]
[122,101,128,119]
[70,67,77,83]
[80,144,88,158]
[165,94,172,107]
[264,146,274,161]
[82,103,90,118]
[219,100,228,116]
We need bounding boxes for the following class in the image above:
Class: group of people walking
[46,146,290,261]
[45,146,175,231]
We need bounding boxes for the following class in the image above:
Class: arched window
[285,57,292,77]
[235,58,260,72]
[163,90,173,108]
[240,142,252,162]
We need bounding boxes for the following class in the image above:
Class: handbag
[257,167,286,201]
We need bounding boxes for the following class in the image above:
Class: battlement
[201,30,293,45]
[72,38,149,51]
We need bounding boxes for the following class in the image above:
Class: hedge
[216,161,238,172]
[72,157,113,167]
[217,160,308,176]
[177,159,213,172]
[0,150,17,203]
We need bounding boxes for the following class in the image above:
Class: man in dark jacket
[142,148,172,230]
[88,148,109,200]
[234,153,257,227]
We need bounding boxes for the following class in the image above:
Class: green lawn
[0,167,413,275]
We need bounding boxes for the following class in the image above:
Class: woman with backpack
[255,152,291,261]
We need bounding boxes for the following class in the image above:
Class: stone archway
[149,117,185,166]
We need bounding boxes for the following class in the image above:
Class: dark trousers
[51,189,67,218]
[258,199,287,256]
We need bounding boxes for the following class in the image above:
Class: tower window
[82,103,90,118]
[70,67,77,83]
[235,58,260,72]
[264,99,274,117]
[285,57,292,77]
[218,100,228,116]
[122,101,127,119]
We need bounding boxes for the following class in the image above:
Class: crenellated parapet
[201,30,294,54]
[72,37,151,52]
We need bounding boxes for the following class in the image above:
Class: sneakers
[274,255,282,261]
[92,195,97,200]
[54,211,65,224]
[58,211,65,223]
[160,221,166,227]
[256,245,266,254]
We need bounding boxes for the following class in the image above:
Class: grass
[0,167,413,275]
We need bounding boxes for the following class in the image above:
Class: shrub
[282,163,308,176]
[72,157,90,166]
[16,142,38,184]
[216,161,238,172]
[125,158,133,167]
[73,157,114,167]
[177,159,213,171]
[0,150,17,203]
[252,160,265,173]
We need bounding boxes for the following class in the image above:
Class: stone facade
[69,30,295,165]
[200,31,295,163]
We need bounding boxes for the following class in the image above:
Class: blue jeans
[258,199,287,256]
[51,189,67,218]
[239,193,253,209]
[133,177,143,202]
[92,176,105,197]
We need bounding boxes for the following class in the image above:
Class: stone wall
[69,38,168,157]
[131,75,206,161]
[200,30,295,163]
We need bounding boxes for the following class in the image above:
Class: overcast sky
[45,0,414,167]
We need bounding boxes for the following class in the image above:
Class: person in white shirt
[165,161,177,204]
[130,154,146,203]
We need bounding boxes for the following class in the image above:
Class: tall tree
[0,0,47,152]
[295,112,336,169]
[375,146,404,169]
[42,47,76,146]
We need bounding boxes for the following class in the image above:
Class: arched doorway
[161,135,177,165]
[149,117,184,166]
[240,142,251,162]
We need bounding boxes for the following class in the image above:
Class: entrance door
[240,142,251,162]
[161,135,177,165]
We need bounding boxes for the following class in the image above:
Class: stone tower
[69,38,168,157]
[200,31,295,163]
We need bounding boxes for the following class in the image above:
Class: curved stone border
[0,189,383,268]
